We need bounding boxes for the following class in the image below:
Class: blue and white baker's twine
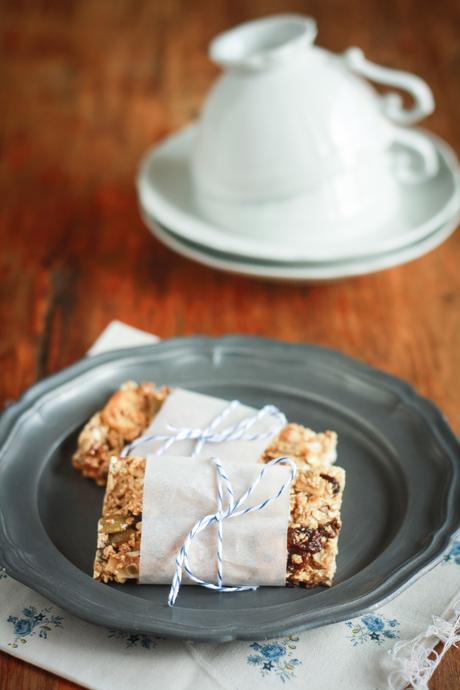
[121,399,287,459]
[119,399,292,606]
[168,455,297,606]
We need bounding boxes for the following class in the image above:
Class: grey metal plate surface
[0,336,459,642]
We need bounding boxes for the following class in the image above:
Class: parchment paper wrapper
[139,456,291,586]
[128,389,282,463]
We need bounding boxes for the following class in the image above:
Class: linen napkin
[0,321,459,690]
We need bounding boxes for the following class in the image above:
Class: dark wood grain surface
[0,1,459,688]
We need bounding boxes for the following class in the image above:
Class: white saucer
[137,125,460,263]
[141,210,460,282]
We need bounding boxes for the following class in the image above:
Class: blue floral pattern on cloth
[107,629,158,649]
[443,540,460,565]
[7,606,63,648]
[345,614,400,646]
[247,636,302,682]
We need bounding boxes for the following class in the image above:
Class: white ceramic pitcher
[191,15,438,238]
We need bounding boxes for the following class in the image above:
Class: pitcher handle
[343,47,435,126]
[389,126,439,183]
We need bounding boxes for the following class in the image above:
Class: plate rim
[1,336,459,641]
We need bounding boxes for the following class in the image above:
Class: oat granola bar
[72,381,169,485]
[260,423,337,469]
[93,456,345,587]
[74,383,337,486]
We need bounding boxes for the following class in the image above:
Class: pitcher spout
[209,14,317,72]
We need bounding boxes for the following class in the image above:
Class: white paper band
[123,389,286,463]
[139,455,293,594]
[167,455,297,606]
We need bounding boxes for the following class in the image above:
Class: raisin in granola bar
[72,381,169,485]
[93,455,345,587]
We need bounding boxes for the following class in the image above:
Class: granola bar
[287,464,344,586]
[72,381,169,485]
[260,423,337,469]
[74,379,337,486]
[93,456,345,587]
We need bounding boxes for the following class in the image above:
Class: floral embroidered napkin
[0,321,459,690]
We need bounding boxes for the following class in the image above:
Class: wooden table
[1,1,459,688]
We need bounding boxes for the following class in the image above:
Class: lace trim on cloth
[388,598,460,690]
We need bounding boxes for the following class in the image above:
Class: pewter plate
[0,337,459,642]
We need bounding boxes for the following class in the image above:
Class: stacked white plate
[137,125,460,282]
